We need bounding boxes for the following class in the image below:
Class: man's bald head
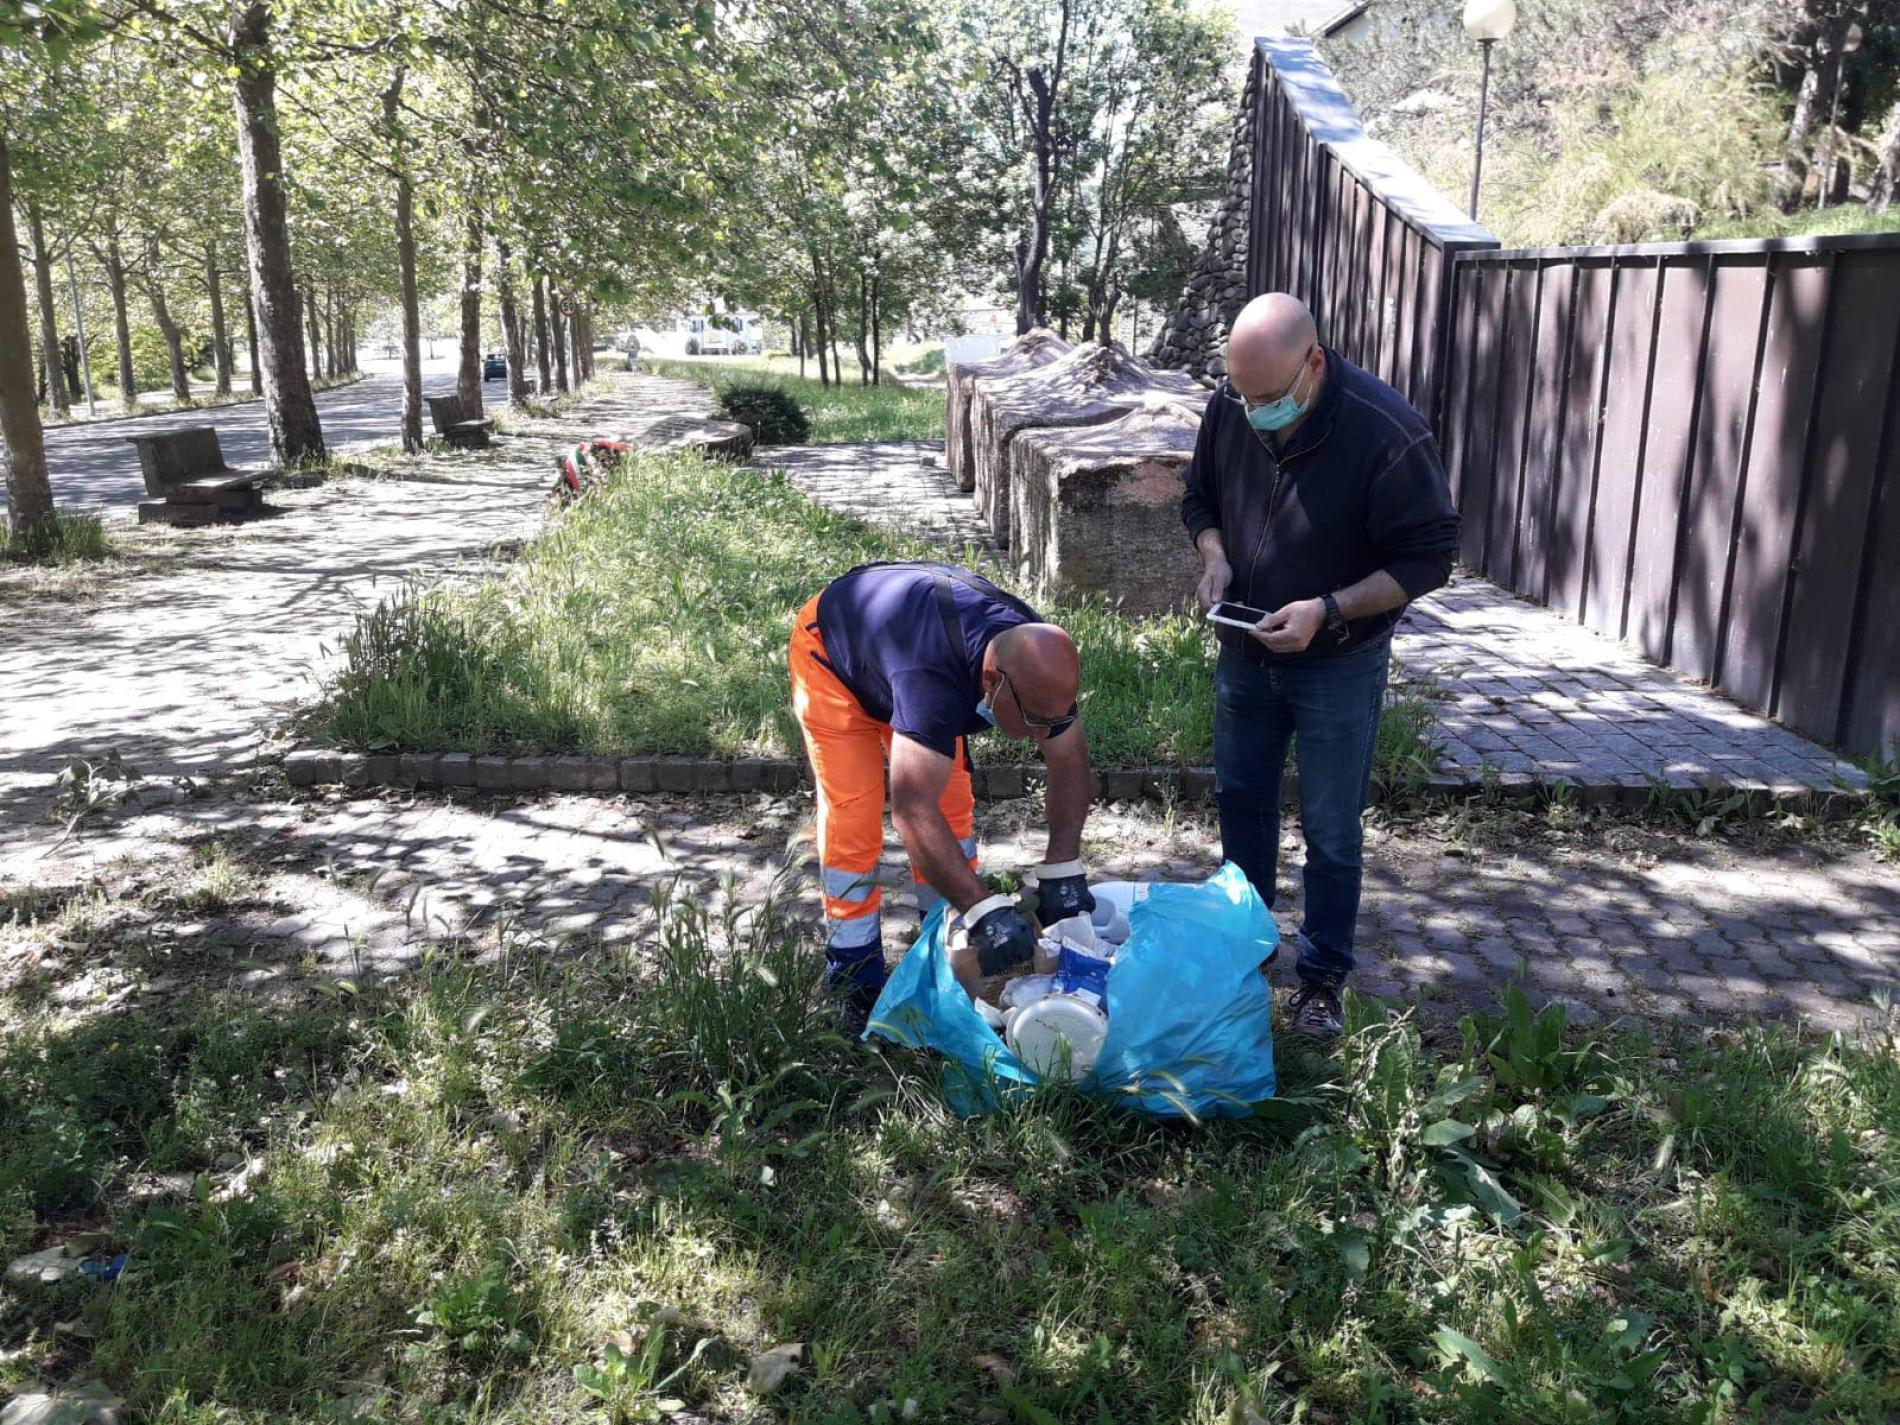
[984,622,1080,740]
[1227,293,1321,406]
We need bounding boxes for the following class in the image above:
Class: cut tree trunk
[532,277,552,394]
[944,328,1071,493]
[102,238,136,405]
[458,209,483,418]
[205,241,232,396]
[243,286,261,394]
[966,340,1200,544]
[0,131,53,541]
[140,245,191,401]
[26,202,67,419]
[231,0,324,464]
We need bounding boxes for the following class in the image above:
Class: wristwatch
[1321,593,1351,644]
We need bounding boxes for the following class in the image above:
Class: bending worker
[789,561,1096,1030]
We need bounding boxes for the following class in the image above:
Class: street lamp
[1817,20,1865,211]
[1463,0,1517,223]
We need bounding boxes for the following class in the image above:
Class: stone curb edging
[281,748,1212,801]
[280,748,1865,816]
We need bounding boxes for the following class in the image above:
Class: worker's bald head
[1226,293,1320,404]
[984,622,1081,740]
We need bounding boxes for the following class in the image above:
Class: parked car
[482,352,506,381]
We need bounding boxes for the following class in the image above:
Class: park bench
[127,426,268,527]
[426,393,495,450]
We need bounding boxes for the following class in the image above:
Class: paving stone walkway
[3,371,1895,1042]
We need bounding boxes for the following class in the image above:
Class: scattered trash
[77,1254,127,1283]
[746,1342,805,1394]
[6,1247,80,1287]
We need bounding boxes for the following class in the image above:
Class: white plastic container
[1005,994,1109,1079]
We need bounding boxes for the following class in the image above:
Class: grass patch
[315,447,1439,777]
[645,357,944,443]
[3,880,1897,1422]
[3,511,112,566]
[314,448,1445,776]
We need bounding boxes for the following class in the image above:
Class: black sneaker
[1285,980,1344,1042]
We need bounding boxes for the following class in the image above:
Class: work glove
[1027,859,1095,926]
[965,895,1039,977]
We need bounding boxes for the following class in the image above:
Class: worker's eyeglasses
[1221,343,1316,411]
[1000,670,1077,738]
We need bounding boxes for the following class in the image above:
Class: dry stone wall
[1147,59,1259,382]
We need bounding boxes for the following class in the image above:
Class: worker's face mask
[975,697,998,728]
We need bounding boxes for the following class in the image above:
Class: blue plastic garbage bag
[865,863,1277,1117]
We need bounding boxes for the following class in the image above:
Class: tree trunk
[231,0,324,464]
[243,286,261,394]
[303,285,324,380]
[567,299,584,387]
[532,276,552,394]
[26,203,67,419]
[140,244,191,402]
[811,284,830,388]
[870,273,882,386]
[855,270,870,386]
[457,208,483,418]
[102,238,136,405]
[550,294,569,393]
[0,131,54,542]
[60,334,81,400]
[496,238,531,407]
[394,166,423,452]
[323,287,338,380]
[1873,99,1900,210]
[796,310,807,380]
[205,241,233,396]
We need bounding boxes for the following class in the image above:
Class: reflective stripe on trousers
[789,594,978,956]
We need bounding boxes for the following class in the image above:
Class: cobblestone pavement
[756,439,995,553]
[1399,580,1868,799]
[4,371,1896,1040]
[9,785,1897,1038]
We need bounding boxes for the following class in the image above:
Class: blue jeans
[1214,636,1390,989]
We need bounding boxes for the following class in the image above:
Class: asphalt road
[43,353,472,518]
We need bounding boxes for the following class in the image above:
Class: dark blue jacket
[1180,348,1459,663]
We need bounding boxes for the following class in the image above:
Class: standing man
[1182,293,1459,1040]
[790,561,1097,1031]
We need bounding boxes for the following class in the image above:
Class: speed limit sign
[559,298,577,318]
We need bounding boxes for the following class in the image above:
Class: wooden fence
[1245,37,1900,757]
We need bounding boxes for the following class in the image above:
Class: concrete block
[546,755,596,792]
[1181,766,1216,800]
[284,750,338,787]
[985,764,1027,799]
[1102,768,1144,801]
[397,752,439,785]
[365,753,400,785]
[694,761,730,792]
[729,758,764,792]
[338,754,369,789]
[655,756,697,793]
[437,753,476,787]
[504,757,549,792]
[618,757,657,793]
[473,755,511,791]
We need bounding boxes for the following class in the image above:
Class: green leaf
[1433,1325,1515,1387]
[1421,1118,1477,1147]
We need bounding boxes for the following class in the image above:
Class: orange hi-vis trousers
[789,595,978,971]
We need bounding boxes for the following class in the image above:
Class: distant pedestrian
[1181,293,1459,1040]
